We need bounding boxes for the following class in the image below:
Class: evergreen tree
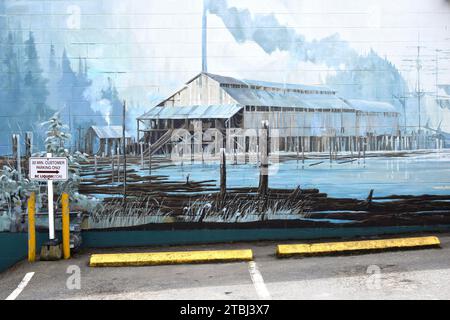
[19,31,52,151]
[57,50,105,149]
[46,43,59,110]
[38,112,99,211]
[326,49,407,109]
[0,28,52,153]
[22,31,51,121]
[3,32,22,115]
[0,0,6,51]
[0,0,6,32]
[58,49,77,122]
[0,29,25,154]
[49,44,57,71]
[0,0,8,154]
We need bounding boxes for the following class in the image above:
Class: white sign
[29,157,69,181]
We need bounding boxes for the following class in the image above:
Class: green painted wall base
[82,225,450,248]
[0,232,47,273]
[2,224,450,272]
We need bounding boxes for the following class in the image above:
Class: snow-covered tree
[1,112,99,231]
[0,165,40,231]
[35,112,99,211]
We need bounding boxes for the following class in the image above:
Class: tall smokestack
[202,0,208,73]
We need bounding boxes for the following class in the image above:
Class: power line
[3,26,450,31]
[6,40,450,45]
[4,11,450,16]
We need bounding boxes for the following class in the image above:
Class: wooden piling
[220,148,226,198]
[234,137,238,165]
[116,152,120,183]
[25,132,33,158]
[111,156,115,184]
[12,134,18,159]
[258,122,269,197]
[358,137,361,163]
[12,134,21,176]
[302,137,305,165]
[363,137,366,164]
[140,143,144,169]
[148,142,152,176]
[329,137,332,164]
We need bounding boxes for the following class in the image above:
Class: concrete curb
[276,236,441,257]
[90,249,253,267]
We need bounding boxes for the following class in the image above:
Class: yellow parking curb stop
[277,236,441,258]
[90,249,253,267]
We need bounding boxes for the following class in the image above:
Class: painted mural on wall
[1,0,450,232]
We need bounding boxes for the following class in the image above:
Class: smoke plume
[205,0,406,103]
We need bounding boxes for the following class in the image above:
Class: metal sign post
[47,153,55,240]
[29,155,69,240]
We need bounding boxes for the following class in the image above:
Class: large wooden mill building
[137,72,400,154]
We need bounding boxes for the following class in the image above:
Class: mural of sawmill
[0,0,449,237]
[137,72,440,154]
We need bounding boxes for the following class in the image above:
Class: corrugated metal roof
[139,104,243,120]
[222,87,351,110]
[344,99,397,113]
[205,73,397,112]
[204,73,247,86]
[90,126,132,139]
[241,79,333,92]
[205,72,334,93]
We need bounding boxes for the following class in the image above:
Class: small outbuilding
[85,126,132,156]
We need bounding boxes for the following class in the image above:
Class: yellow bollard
[61,193,70,259]
[28,192,36,262]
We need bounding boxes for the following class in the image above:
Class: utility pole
[12,134,21,178]
[435,49,441,101]
[122,100,127,206]
[393,93,410,134]
[404,35,427,134]
[99,70,128,205]
[77,126,82,152]
[433,49,442,129]
[416,44,424,133]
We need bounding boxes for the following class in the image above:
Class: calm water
[151,151,450,199]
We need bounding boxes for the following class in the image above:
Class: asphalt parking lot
[2,233,450,300]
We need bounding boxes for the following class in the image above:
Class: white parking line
[5,272,35,300]
[248,261,272,300]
